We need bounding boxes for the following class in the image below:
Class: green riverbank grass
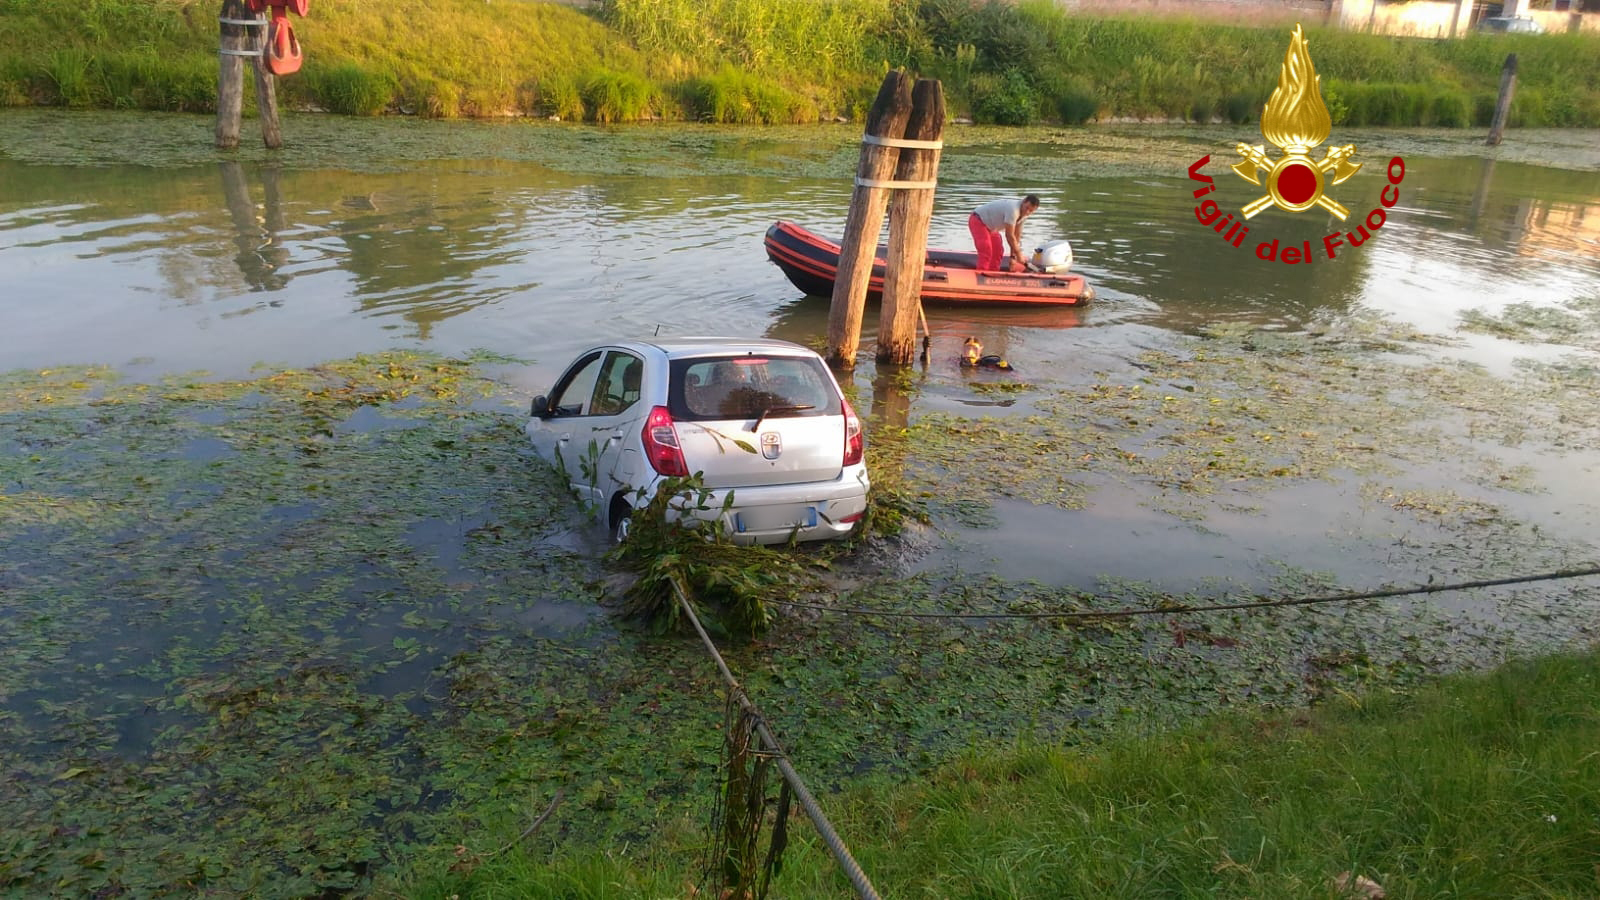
[400,648,1600,897]
[2,0,1598,124]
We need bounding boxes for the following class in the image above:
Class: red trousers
[968,212,1005,272]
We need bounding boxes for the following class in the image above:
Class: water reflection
[1070,175,1374,333]
[1469,157,1496,225]
[869,368,913,430]
[1409,156,1600,266]
[766,292,1086,349]
[2,127,1599,376]
[1354,157,1600,338]
[219,161,290,293]
[333,182,528,339]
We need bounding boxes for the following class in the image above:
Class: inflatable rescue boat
[764,221,1094,308]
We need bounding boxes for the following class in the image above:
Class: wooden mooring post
[1486,53,1517,147]
[877,79,944,366]
[216,0,282,149]
[827,72,912,369]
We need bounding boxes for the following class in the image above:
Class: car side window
[547,351,604,417]
[589,351,644,417]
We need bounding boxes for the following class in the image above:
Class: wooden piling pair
[216,0,282,149]
[827,71,945,368]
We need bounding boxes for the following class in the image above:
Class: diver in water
[958,337,1015,371]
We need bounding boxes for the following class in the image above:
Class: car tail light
[642,405,689,476]
[842,397,864,467]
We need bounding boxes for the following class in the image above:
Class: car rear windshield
[669,356,842,422]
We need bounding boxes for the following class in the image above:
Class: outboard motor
[1029,240,1074,274]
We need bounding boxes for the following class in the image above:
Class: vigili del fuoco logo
[1185,24,1407,265]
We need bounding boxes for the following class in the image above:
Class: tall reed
[1,0,1598,124]
[579,70,657,123]
[680,68,817,124]
[306,63,396,117]
[536,74,584,121]
[599,0,891,83]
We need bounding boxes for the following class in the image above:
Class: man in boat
[968,194,1040,273]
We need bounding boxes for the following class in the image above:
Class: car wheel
[609,496,633,544]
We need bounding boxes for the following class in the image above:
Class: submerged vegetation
[909,313,1572,523]
[612,473,814,639]
[2,0,1599,124]
[1459,293,1600,350]
[4,304,1599,893]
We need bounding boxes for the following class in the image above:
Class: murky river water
[5,110,1600,584]
[3,110,1600,891]
[3,112,1596,376]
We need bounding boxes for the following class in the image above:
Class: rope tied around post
[669,577,882,900]
[860,134,945,151]
[856,133,942,190]
[854,176,939,190]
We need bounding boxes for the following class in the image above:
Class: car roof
[601,337,823,361]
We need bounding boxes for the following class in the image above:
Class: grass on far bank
[2,0,1599,125]
[397,647,1600,897]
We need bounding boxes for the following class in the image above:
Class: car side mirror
[531,395,550,418]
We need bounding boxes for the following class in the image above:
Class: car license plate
[734,505,818,533]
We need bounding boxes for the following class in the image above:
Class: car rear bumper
[658,466,870,545]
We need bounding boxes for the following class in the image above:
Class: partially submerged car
[526,337,869,544]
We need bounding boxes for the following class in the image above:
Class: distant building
[1052,0,1600,36]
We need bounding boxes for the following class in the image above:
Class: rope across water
[766,565,1600,621]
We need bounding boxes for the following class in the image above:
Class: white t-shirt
[974,198,1025,230]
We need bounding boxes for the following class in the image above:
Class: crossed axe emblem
[1231,143,1361,220]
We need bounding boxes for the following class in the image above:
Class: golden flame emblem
[1232,24,1361,219]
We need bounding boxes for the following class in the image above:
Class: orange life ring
[266,13,302,76]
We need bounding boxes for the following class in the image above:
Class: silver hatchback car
[526,337,869,544]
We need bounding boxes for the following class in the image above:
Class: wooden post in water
[253,30,282,149]
[216,0,281,149]
[827,72,913,369]
[877,79,944,366]
[1486,53,1517,147]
